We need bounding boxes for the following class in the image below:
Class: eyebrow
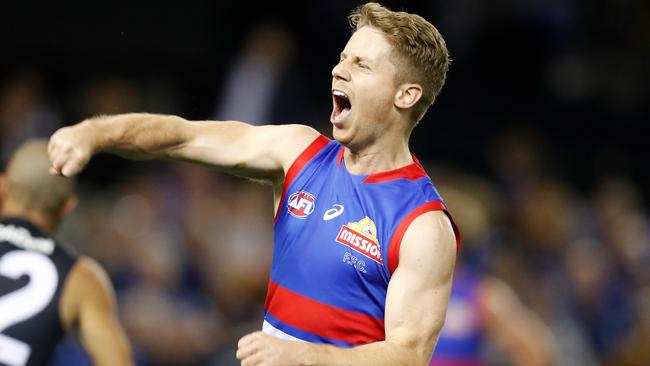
[340,52,370,64]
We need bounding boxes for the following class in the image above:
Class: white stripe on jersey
[262,320,308,342]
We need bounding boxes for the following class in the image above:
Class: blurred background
[1,0,649,365]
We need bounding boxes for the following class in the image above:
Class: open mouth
[331,89,352,124]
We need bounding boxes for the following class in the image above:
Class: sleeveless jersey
[0,217,77,366]
[429,267,485,366]
[263,135,459,346]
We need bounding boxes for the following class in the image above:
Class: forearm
[50,113,313,178]
[302,340,430,366]
[85,114,288,174]
[84,113,189,159]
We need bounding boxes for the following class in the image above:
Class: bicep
[384,211,456,361]
[170,121,320,180]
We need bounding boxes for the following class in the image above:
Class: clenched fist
[48,121,97,177]
[236,331,311,366]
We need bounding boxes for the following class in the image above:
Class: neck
[1,201,58,235]
[344,133,412,175]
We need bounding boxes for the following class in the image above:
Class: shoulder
[397,210,457,275]
[259,125,329,177]
[70,257,112,290]
[402,211,456,254]
[59,256,116,330]
[68,256,116,306]
[266,124,324,159]
[388,199,458,273]
[275,123,322,138]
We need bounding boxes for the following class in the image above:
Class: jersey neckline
[0,217,47,238]
[335,144,428,184]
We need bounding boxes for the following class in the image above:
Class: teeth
[332,90,348,99]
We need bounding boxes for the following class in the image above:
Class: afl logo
[288,191,316,218]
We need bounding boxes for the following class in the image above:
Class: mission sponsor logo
[335,217,382,264]
[287,191,316,218]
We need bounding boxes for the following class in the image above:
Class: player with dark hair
[0,139,133,366]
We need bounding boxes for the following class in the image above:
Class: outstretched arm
[48,113,320,182]
[236,210,457,366]
[59,257,133,366]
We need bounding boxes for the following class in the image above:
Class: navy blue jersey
[0,218,77,366]
[263,136,459,346]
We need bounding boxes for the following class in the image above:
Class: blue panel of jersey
[272,140,444,320]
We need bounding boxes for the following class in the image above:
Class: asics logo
[323,204,344,221]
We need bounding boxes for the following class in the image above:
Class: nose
[331,60,350,81]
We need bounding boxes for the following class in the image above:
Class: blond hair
[5,139,76,215]
[349,2,451,124]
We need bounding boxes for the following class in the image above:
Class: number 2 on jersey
[0,250,58,366]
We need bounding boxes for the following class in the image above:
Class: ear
[394,83,423,110]
[60,195,78,219]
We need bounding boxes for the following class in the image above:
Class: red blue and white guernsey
[263,135,460,347]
